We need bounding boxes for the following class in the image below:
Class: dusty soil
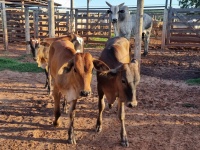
[0,43,200,150]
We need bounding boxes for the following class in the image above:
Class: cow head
[36,41,50,69]
[29,38,40,60]
[63,52,108,97]
[69,33,84,53]
[106,1,125,23]
[95,58,140,107]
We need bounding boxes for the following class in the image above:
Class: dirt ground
[0,43,200,150]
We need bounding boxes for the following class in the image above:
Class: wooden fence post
[134,0,144,69]
[1,1,8,51]
[75,9,78,34]
[48,0,55,37]
[161,8,168,50]
[66,11,70,33]
[25,6,30,54]
[33,10,39,38]
[70,0,74,33]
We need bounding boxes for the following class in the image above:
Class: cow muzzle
[80,90,91,97]
[126,100,138,108]
[112,19,118,23]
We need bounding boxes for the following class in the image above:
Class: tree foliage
[178,0,200,8]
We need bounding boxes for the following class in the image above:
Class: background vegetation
[0,57,43,73]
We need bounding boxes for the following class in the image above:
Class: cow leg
[63,96,68,113]
[96,86,105,133]
[44,66,51,94]
[53,87,61,127]
[67,100,77,144]
[49,69,54,97]
[143,32,150,56]
[44,69,49,88]
[118,99,129,147]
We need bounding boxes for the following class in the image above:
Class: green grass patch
[90,37,108,42]
[84,43,104,49]
[0,57,43,73]
[186,78,200,85]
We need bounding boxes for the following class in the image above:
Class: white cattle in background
[106,1,153,56]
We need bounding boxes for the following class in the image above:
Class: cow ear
[93,59,110,72]
[64,59,74,73]
[36,38,40,43]
[40,42,50,47]
[76,36,83,44]
[69,33,76,40]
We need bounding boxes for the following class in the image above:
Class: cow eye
[107,10,112,14]
[119,10,125,13]
[74,68,77,73]
[122,79,126,84]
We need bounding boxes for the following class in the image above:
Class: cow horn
[105,1,112,7]
[119,3,124,8]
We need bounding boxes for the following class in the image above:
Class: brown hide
[95,36,140,147]
[42,33,84,53]
[97,36,140,106]
[37,33,84,69]
[48,39,94,101]
[48,39,107,144]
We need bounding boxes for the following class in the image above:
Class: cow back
[100,37,130,69]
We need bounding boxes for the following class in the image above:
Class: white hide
[106,2,153,55]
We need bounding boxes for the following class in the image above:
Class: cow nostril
[112,19,117,23]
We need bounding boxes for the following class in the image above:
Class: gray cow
[106,1,153,56]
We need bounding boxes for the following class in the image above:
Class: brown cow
[28,33,84,92]
[28,38,40,60]
[48,39,106,144]
[94,37,140,147]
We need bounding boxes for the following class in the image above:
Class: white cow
[106,2,153,56]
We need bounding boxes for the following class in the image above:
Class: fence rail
[163,8,200,48]
[0,6,166,46]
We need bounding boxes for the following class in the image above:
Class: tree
[178,0,200,8]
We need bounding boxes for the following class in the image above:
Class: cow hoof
[63,106,68,114]
[143,52,148,56]
[53,121,60,127]
[121,141,129,147]
[108,104,113,109]
[96,125,102,133]
[132,100,138,107]
[67,138,76,144]
[127,100,137,108]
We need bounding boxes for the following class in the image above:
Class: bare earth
[0,43,200,150]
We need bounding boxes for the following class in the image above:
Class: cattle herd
[27,2,152,147]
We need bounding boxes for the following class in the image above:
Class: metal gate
[165,8,200,48]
